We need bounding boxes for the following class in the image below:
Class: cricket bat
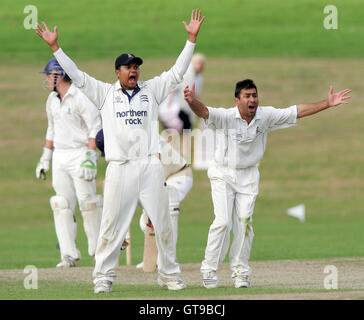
[143,219,158,272]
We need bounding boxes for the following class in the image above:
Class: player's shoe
[232,269,250,288]
[202,271,218,289]
[94,280,112,293]
[157,275,186,290]
[136,261,144,269]
[56,255,77,268]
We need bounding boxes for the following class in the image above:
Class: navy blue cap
[115,53,143,70]
[95,129,105,157]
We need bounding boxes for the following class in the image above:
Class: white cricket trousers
[52,148,98,260]
[93,157,181,284]
[201,165,259,276]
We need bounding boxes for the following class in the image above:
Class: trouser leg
[93,162,138,283]
[229,192,257,276]
[139,159,180,276]
[200,178,235,273]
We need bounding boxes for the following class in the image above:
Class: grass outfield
[1,0,364,62]
[0,56,363,278]
[1,0,364,300]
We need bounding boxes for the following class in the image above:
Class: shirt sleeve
[147,40,195,105]
[266,105,298,131]
[78,92,102,139]
[45,94,54,141]
[53,48,111,110]
[203,106,227,130]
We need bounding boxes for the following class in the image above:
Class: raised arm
[184,83,209,119]
[36,22,83,85]
[36,22,110,109]
[151,9,205,104]
[297,86,351,118]
[172,9,205,80]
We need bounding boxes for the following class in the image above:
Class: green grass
[1,0,364,300]
[1,0,364,63]
[1,57,363,276]
[2,280,361,300]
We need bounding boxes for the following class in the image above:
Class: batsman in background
[36,58,102,268]
[184,79,351,289]
[36,8,205,293]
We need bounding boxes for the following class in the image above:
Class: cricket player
[36,58,102,268]
[36,8,205,293]
[95,131,193,268]
[184,79,351,288]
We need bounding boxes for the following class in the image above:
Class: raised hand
[182,8,206,43]
[328,86,351,107]
[36,22,59,52]
[184,83,196,104]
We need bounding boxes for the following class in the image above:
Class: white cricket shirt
[45,84,102,149]
[54,41,195,163]
[204,105,298,169]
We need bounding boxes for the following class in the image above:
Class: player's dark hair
[235,79,258,98]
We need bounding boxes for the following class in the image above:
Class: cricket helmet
[40,58,71,81]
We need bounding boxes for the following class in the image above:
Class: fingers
[54,26,58,33]
[184,85,192,101]
[190,8,204,22]
[341,96,351,103]
[200,15,206,25]
[192,82,195,93]
[339,89,351,96]
[329,85,333,96]
[42,21,49,31]
[338,89,351,104]
[36,23,43,37]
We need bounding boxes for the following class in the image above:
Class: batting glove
[36,147,53,180]
[78,149,98,181]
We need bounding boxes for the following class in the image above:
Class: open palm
[182,9,205,39]
[328,86,351,107]
[36,22,58,47]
